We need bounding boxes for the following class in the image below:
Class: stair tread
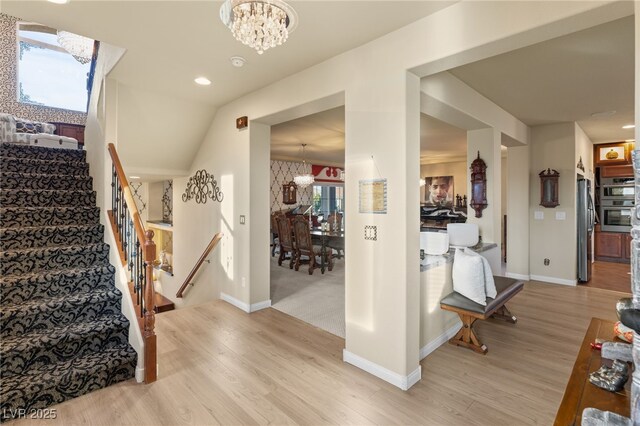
[1,287,122,318]
[1,343,136,392]
[0,224,104,249]
[0,264,115,285]
[1,242,108,259]
[0,142,85,157]
[0,172,91,178]
[1,314,129,354]
[0,156,87,166]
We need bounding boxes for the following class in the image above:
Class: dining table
[310,228,345,273]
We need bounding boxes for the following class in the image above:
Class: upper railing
[106,143,157,383]
[176,233,223,298]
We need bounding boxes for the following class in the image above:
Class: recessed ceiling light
[47,0,69,4]
[230,56,246,67]
[130,176,140,179]
[622,124,635,129]
[590,110,616,118]
[194,77,211,86]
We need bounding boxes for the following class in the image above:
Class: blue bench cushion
[441,276,524,317]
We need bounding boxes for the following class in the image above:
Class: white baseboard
[135,366,144,383]
[250,299,271,312]
[419,320,462,360]
[220,292,250,313]
[506,272,530,281]
[220,292,271,313]
[529,274,577,286]
[343,349,421,391]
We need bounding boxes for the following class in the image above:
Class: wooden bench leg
[449,314,488,355]
[491,304,517,324]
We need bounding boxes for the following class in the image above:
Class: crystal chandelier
[220,0,298,55]
[293,144,314,188]
[57,31,94,64]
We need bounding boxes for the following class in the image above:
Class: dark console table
[554,317,630,425]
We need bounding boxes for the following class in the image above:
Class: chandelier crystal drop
[293,144,314,188]
[220,0,298,55]
[57,31,94,64]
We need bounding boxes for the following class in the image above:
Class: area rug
[270,255,345,338]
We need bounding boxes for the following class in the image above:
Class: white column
[343,70,421,390]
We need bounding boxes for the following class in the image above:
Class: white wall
[420,161,467,203]
[529,123,577,285]
[114,81,216,178]
[506,145,530,280]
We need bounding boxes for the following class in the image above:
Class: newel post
[143,229,157,383]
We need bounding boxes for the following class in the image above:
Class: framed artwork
[595,142,629,166]
[359,178,387,214]
[424,175,454,207]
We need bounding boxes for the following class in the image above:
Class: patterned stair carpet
[0,143,136,421]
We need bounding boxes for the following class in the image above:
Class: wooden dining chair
[292,216,333,275]
[327,212,343,232]
[275,214,296,269]
[270,213,279,257]
[326,212,344,258]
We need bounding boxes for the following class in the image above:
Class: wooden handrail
[106,143,157,384]
[176,233,223,298]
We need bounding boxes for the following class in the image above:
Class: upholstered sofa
[0,113,78,149]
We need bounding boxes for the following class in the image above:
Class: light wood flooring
[584,261,631,293]
[12,281,628,425]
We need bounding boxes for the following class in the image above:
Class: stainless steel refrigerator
[577,179,595,282]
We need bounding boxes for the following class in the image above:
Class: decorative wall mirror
[539,168,560,208]
[282,181,297,205]
[469,152,488,218]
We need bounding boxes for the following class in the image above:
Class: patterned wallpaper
[0,13,87,125]
[271,160,312,213]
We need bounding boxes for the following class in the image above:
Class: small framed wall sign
[595,142,629,166]
[359,178,387,214]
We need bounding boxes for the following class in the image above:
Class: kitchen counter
[420,242,498,272]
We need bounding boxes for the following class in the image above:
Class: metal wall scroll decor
[182,170,224,204]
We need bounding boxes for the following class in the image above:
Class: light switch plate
[534,211,544,220]
[555,211,566,220]
[240,215,246,225]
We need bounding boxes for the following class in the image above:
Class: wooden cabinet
[601,164,633,178]
[624,233,632,260]
[595,230,630,263]
[52,122,85,145]
[595,231,622,258]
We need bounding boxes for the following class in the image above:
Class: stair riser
[1,246,110,276]
[1,296,122,338]
[0,174,93,191]
[0,225,104,250]
[0,347,136,420]
[1,267,115,304]
[0,144,86,162]
[0,208,100,228]
[2,325,129,377]
[0,158,88,176]
[0,190,96,207]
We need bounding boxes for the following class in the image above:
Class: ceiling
[271,106,345,166]
[0,1,455,108]
[271,15,635,167]
[449,15,635,144]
